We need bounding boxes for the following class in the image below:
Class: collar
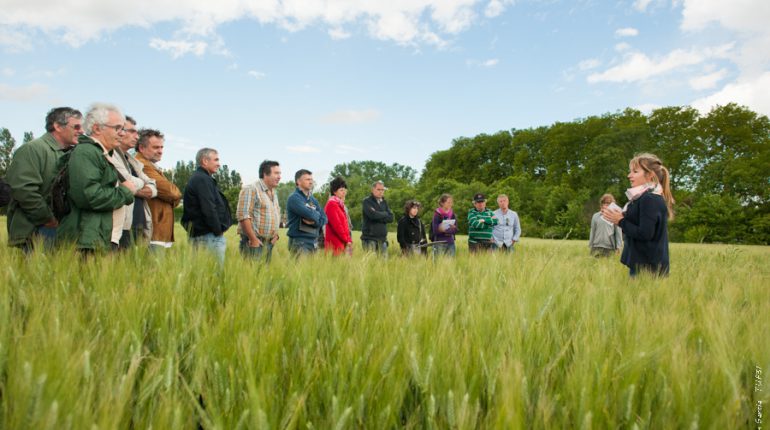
[255,179,271,193]
[83,135,110,155]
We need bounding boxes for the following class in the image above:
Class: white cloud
[466,58,500,68]
[0,83,48,101]
[334,144,366,155]
[0,1,504,50]
[578,58,600,71]
[149,38,207,58]
[248,70,266,79]
[587,44,734,83]
[320,109,380,124]
[691,72,770,116]
[634,103,661,113]
[328,27,351,40]
[615,27,639,37]
[1,67,14,77]
[689,68,728,90]
[633,0,654,12]
[485,0,513,18]
[287,145,322,153]
[615,42,631,52]
[0,27,33,52]
[680,0,770,34]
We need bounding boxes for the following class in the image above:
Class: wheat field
[1,218,768,429]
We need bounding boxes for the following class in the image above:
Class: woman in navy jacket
[603,153,674,276]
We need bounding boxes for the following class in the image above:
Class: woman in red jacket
[324,177,353,256]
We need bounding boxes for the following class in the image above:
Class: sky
[1,0,769,185]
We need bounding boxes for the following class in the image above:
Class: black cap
[473,193,486,202]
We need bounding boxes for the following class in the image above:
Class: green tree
[0,128,17,177]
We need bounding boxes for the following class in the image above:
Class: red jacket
[324,197,351,255]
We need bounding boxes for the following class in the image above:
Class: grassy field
[1,217,768,429]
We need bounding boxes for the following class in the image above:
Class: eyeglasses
[123,128,138,134]
[68,124,83,131]
[101,123,125,133]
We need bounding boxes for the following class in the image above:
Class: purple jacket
[431,208,458,244]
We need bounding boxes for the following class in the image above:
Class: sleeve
[468,210,483,229]
[488,211,499,226]
[108,153,143,194]
[363,198,393,222]
[396,218,407,247]
[140,162,181,205]
[588,214,598,248]
[193,177,224,236]
[447,214,458,234]
[5,145,54,224]
[326,202,351,244]
[236,187,254,222]
[316,198,327,228]
[614,224,623,249]
[512,213,521,241]
[431,212,441,236]
[287,194,322,224]
[68,149,133,212]
[133,159,158,198]
[619,196,659,241]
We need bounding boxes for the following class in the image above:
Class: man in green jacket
[467,193,498,253]
[5,107,83,251]
[57,103,136,252]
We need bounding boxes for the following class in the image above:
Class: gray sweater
[589,212,623,250]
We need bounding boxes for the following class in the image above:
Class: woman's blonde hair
[630,153,674,220]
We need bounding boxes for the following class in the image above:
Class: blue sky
[1,0,768,184]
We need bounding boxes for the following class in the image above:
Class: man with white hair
[110,115,156,249]
[58,103,137,252]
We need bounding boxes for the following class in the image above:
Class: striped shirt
[236,179,281,238]
[467,207,498,243]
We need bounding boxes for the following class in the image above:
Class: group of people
[3,104,674,277]
[233,167,523,263]
[4,104,181,255]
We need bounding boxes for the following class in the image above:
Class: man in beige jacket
[109,115,156,249]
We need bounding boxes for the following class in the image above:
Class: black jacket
[397,215,427,250]
[181,167,232,237]
[361,195,393,241]
[619,191,669,274]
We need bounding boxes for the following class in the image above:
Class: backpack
[49,147,74,220]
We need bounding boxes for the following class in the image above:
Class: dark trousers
[469,241,495,253]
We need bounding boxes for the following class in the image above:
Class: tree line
[2,102,768,244]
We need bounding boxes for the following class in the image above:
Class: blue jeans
[496,242,515,253]
[22,226,57,254]
[240,235,274,263]
[288,237,318,255]
[432,242,456,257]
[190,233,226,265]
[362,239,388,257]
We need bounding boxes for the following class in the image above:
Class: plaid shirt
[236,179,281,238]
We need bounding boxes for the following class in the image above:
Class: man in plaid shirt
[236,160,282,263]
